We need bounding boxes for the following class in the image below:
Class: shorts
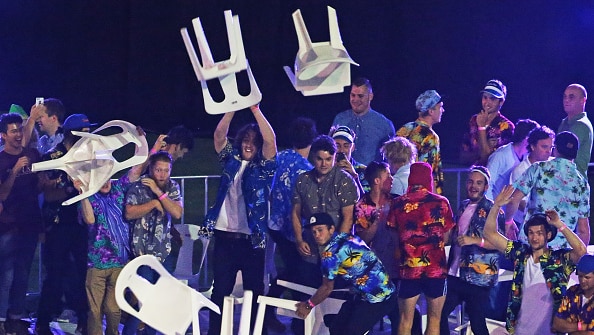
[397,277,447,299]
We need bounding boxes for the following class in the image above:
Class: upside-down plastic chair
[180,11,262,114]
[172,224,210,287]
[253,296,317,335]
[115,255,220,335]
[284,6,359,96]
[31,120,148,206]
[220,290,253,335]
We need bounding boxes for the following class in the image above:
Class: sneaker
[5,319,31,335]
[56,309,76,324]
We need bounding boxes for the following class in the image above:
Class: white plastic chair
[180,11,262,115]
[172,224,210,287]
[31,120,148,205]
[220,290,253,335]
[115,255,220,335]
[253,296,316,335]
[284,6,359,96]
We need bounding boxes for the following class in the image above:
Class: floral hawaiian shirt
[504,240,575,334]
[556,284,594,331]
[322,232,395,303]
[513,157,590,250]
[396,119,444,194]
[465,112,514,166]
[387,185,455,279]
[269,149,312,241]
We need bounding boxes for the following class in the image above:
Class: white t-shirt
[215,160,251,234]
[515,256,555,335]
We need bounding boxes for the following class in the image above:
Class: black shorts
[397,277,447,299]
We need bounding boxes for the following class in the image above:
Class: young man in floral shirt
[484,185,586,335]
[553,254,594,333]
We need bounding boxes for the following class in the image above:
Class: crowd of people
[0,76,592,335]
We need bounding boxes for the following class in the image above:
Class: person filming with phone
[330,125,366,194]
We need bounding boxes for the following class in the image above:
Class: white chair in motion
[115,255,220,335]
[172,224,210,287]
[253,295,317,335]
[220,290,253,335]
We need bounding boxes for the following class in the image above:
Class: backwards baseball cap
[577,255,594,274]
[331,125,355,143]
[304,213,335,228]
[469,165,491,185]
[481,79,507,99]
[555,131,579,160]
[63,114,97,131]
[408,162,433,192]
[415,90,442,113]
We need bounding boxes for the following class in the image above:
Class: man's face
[334,138,354,160]
[563,86,586,117]
[481,93,504,114]
[578,271,594,295]
[429,102,445,124]
[530,137,553,162]
[36,110,57,134]
[1,123,23,150]
[377,168,393,194]
[149,160,171,189]
[311,224,335,245]
[465,171,488,203]
[100,180,112,194]
[314,150,335,177]
[241,131,258,162]
[168,144,189,161]
[349,85,373,115]
[527,225,550,251]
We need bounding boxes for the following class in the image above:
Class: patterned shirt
[452,196,505,287]
[37,130,64,155]
[556,284,594,331]
[465,112,514,166]
[513,157,590,250]
[333,108,395,165]
[203,141,276,249]
[396,119,444,194]
[504,240,575,334]
[387,186,455,279]
[126,175,181,262]
[269,149,313,241]
[322,232,395,303]
[86,174,133,269]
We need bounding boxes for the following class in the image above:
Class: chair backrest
[172,224,210,287]
[220,290,253,335]
[115,255,219,335]
[253,296,316,335]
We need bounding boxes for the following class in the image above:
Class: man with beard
[553,254,594,333]
[440,166,505,335]
[484,185,586,335]
[123,151,183,335]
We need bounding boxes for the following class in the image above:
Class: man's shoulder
[333,110,353,122]
[368,109,394,123]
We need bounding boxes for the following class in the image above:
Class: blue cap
[480,79,507,99]
[577,255,594,274]
[63,114,97,131]
[415,90,442,113]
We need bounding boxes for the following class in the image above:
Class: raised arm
[23,104,44,149]
[483,185,515,253]
[545,209,587,264]
[502,188,525,239]
[577,217,590,247]
[213,111,235,154]
[250,105,276,160]
[127,126,150,182]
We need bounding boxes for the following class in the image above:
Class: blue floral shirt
[322,232,395,303]
[514,157,590,249]
[269,149,312,241]
[203,141,276,249]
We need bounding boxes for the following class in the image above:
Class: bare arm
[503,188,525,239]
[127,127,151,182]
[125,200,161,220]
[23,104,44,149]
[213,112,235,154]
[545,210,587,263]
[552,315,594,334]
[295,277,334,319]
[79,198,95,225]
[577,217,590,247]
[250,105,276,160]
[339,205,354,234]
[483,185,515,253]
[475,110,493,162]
[292,202,311,257]
[0,157,29,201]
[158,196,183,220]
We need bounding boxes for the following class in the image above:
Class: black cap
[304,213,335,228]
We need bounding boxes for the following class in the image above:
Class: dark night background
[2,0,594,164]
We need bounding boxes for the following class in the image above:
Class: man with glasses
[332,77,395,165]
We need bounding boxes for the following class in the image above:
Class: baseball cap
[331,126,355,143]
[63,114,97,131]
[304,213,335,228]
[577,255,594,274]
[554,131,579,160]
[481,79,507,99]
[415,90,442,113]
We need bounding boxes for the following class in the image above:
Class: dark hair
[527,126,555,153]
[523,213,557,242]
[289,117,317,149]
[364,161,389,185]
[44,98,66,124]
[165,125,194,151]
[311,135,337,156]
[0,113,23,133]
[352,77,373,93]
[233,123,263,154]
[468,165,491,185]
[511,119,539,144]
[149,151,173,168]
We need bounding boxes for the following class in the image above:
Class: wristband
[505,219,515,226]
[150,148,158,155]
[578,321,583,331]
[480,238,485,248]
[158,193,168,201]
[307,299,315,309]
[558,224,567,232]
[478,126,487,131]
